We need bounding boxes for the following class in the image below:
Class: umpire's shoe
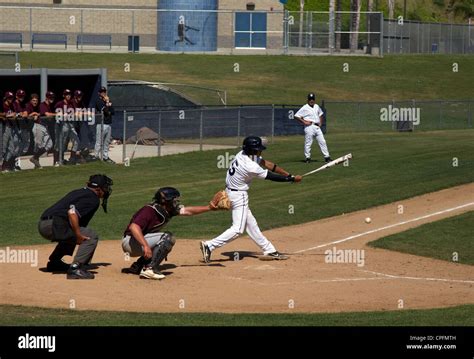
[200,241,211,263]
[67,263,95,279]
[46,260,70,272]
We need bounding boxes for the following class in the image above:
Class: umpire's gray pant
[38,219,99,265]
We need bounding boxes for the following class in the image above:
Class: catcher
[121,187,229,280]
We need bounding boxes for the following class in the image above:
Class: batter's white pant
[304,124,330,159]
[122,232,168,257]
[95,124,111,160]
[204,190,276,255]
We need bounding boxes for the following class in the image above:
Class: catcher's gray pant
[304,124,330,159]
[122,232,170,257]
[55,122,79,154]
[32,123,53,153]
[38,219,99,265]
[95,124,111,160]
[2,126,21,162]
[203,190,276,255]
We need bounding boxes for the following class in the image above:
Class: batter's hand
[143,246,153,259]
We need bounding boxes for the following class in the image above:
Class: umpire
[38,174,113,279]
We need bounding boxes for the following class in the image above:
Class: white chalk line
[294,202,474,254]
[360,270,474,284]
[224,275,388,287]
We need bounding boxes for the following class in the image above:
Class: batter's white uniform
[295,104,330,160]
[203,150,276,255]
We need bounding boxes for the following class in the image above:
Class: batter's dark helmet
[307,93,316,101]
[46,91,55,100]
[242,136,266,156]
[87,174,113,213]
[16,89,25,97]
[153,187,181,216]
[63,89,72,96]
[74,90,83,97]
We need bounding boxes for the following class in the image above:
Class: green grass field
[18,53,474,104]
[0,304,472,326]
[1,131,473,247]
[369,211,474,265]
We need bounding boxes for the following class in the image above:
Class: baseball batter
[295,93,332,163]
[200,136,302,263]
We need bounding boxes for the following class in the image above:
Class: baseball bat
[130,139,139,160]
[302,153,352,177]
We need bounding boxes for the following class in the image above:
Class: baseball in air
[365,217,372,224]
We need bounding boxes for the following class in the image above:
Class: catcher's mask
[153,187,182,216]
[242,136,266,156]
[87,174,113,213]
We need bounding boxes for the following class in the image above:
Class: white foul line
[360,270,474,284]
[294,202,474,254]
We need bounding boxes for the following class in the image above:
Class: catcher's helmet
[307,93,316,101]
[153,187,182,216]
[4,91,14,99]
[74,90,83,97]
[87,174,113,213]
[46,91,55,100]
[242,136,266,156]
[16,89,26,98]
[63,89,72,96]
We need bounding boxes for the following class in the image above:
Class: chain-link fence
[1,101,472,170]
[383,19,474,54]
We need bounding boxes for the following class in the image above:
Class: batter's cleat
[260,251,289,261]
[67,264,95,279]
[305,158,311,163]
[46,260,70,272]
[324,157,332,163]
[29,157,42,169]
[139,267,165,280]
[200,241,211,263]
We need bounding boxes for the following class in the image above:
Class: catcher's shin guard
[149,232,175,271]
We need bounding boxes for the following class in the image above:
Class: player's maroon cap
[74,90,83,97]
[46,91,55,99]
[63,89,72,96]
[4,91,14,99]
[16,89,26,97]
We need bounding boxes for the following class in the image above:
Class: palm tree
[335,0,342,51]
[350,0,362,52]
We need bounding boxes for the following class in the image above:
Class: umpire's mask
[88,174,114,213]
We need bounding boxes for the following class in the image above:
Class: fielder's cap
[4,91,14,99]
[63,89,72,96]
[74,89,83,97]
[99,86,107,93]
[307,93,316,101]
[46,91,55,99]
[16,89,26,97]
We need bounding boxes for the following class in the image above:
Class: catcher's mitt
[209,190,231,210]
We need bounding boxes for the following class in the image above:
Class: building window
[246,3,255,11]
[235,12,267,48]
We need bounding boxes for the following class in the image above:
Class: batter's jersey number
[228,160,239,175]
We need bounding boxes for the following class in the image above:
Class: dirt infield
[1,183,473,313]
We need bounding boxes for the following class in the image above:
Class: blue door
[235,12,267,48]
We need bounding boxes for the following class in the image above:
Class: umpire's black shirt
[41,188,100,227]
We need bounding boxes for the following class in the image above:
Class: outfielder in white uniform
[295,93,331,164]
[200,136,302,263]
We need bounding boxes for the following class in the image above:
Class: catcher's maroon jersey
[124,204,171,237]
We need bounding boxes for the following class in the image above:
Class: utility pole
[298,0,305,47]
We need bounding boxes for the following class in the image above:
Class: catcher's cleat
[121,257,149,275]
[67,264,95,279]
[260,251,289,261]
[139,267,165,280]
[46,260,70,272]
[200,241,211,263]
